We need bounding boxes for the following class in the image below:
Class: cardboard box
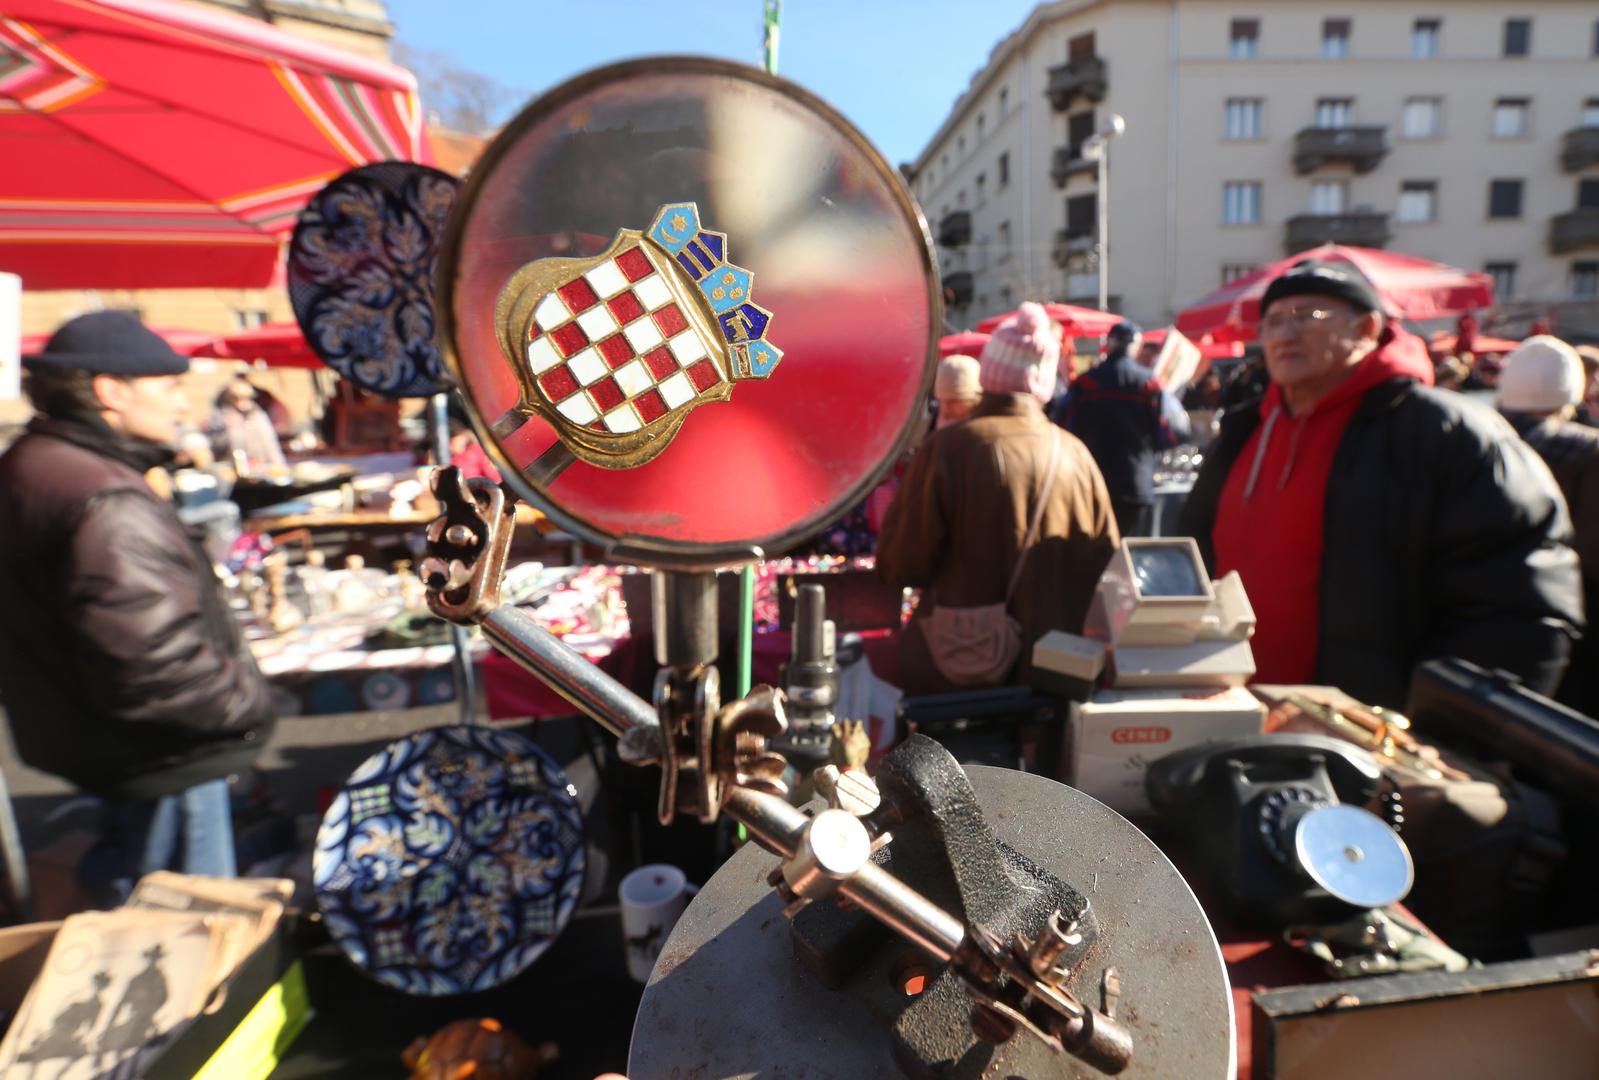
[1068,686,1265,816]
[1030,630,1106,702]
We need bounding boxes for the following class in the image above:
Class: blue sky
[385,0,1041,166]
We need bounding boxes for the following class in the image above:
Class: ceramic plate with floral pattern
[288,161,459,398]
[313,725,585,995]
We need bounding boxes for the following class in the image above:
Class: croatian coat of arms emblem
[494,203,781,470]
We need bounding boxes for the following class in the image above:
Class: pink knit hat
[977,302,1059,401]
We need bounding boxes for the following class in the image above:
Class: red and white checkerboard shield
[522,240,729,443]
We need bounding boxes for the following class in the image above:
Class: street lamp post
[1083,113,1126,314]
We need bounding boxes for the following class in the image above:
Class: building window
[1310,180,1348,216]
[1492,98,1530,138]
[1316,98,1353,129]
[998,220,1012,252]
[1000,285,1014,309]
[1221,264,1259,285]
[999,87,1009,113]
[957,189,967,206]
[1583,99,1599,128]
[1068,110,1096,158]
[1572,261,1599,299]
[976,173,987,202]
[1579,178,1599,211]
[1397,181,1438,223]
[1503,18,1530,57]
[998,152,1010,187]
[1322,18,1351,59]
[977,113,986,140]
[1224,98,1263,139]
[1229,19,1259,60]
[1485,262,1517,299]
[940,154,948,174]
[1222,181,1262,224]
[1412,18,1440,59]
[958,135,966,154]
[1401,97,1442,138]
[1066,194,1097,238]
[1488,179,1524,219]
[1069,32,1096,59]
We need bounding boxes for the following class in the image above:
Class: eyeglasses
[1259,307,1342,336]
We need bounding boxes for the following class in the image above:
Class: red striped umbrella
[974,302,1121,337]
[1176,244,1494,344]
[938,330,989,358]
[190,320,319,367]
[0,0,427,289]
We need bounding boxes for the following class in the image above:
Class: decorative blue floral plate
[313,725,585,995]
[288,161,460,399]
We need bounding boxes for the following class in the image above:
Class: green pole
[742,0,779,702]
[762,0,781,76]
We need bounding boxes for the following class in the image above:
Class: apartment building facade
[910,0,1599,338]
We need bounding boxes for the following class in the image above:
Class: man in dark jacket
[0,313,275,901]
[1497,335,1599,716]
[1178,260,1583,710]
[1056,321,1190,537]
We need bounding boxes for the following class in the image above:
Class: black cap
[1108,320,1143,341]
[24,312,189,376]
[1259,259,1384,320]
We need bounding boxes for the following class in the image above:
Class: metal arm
[419,467,1132,1073]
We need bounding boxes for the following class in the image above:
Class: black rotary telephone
[1147,734,1412,926]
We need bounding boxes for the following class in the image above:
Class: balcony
[1051,146,1097,187]
[1284,212,1391,252]
[1045,55,1107,111]
[1053,228,1095,268]
[1549,209,1599,254]
[1292,126,1389,174]
[1561,127,1599,173]
[938,210,972,248]
[943,270,975,307]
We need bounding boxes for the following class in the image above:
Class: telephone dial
[1147,735,1413,926]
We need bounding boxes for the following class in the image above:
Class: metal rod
[653,570,719,668]
[723,786,967,960]
[430,392,479,726]
[480,605,659,740]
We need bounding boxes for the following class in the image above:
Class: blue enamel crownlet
[646,203,782,380]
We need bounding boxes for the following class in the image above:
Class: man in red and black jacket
[1178,260,1583,709]
[1056,321,1190,537]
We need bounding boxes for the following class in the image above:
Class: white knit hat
[977,302,1059,401]
[1497,335,1585,413]
[934,355,982,401]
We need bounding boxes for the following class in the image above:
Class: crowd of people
[2,259,1597,901]
[878,259,1597,722]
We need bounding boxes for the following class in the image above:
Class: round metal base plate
[629,766,1236,1078]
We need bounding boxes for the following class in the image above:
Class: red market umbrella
[1428,330,1522,356]
[975,302,1122,337]
[1140,327,1243,361]
[938,330,989,358]
[192,321,320,367]
[0,0,428,290]
[21,323,216,355]
[1175,245,1494,344]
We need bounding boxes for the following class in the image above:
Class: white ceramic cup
[619,864,698,984]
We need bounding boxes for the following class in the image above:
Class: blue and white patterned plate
[288,161,460,399]
[313,725,585,995]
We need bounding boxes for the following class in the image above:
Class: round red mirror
[437,57,939,568]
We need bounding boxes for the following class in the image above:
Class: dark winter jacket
[1056,352,1190,505]
[0,416,274,798]
[1179,380,1583,709]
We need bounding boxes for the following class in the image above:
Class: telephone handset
[1147,735,1412,926]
